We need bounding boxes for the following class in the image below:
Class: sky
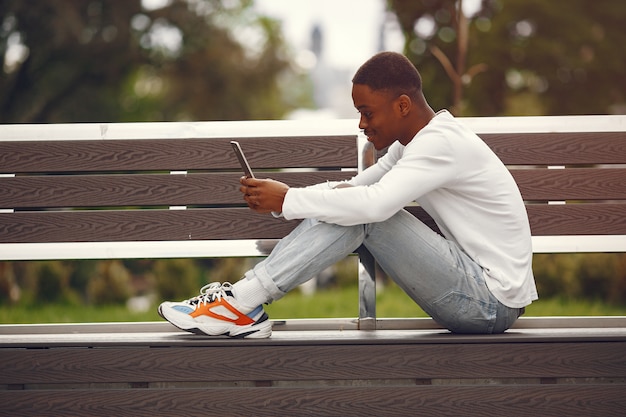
[254,0,482,74]
[254,0,407,118]
[254,0,403,74]
[253,0,480,118]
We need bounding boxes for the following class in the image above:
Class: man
[158,52,537,338]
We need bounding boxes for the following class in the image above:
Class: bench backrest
[1,116,625,260]
[0,120,358,259]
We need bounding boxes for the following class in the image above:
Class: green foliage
[0,303,162,324]
[87,260,133,305]
[533,253,626,304]
[0,0,305,123]
[69,260,98,301]
[14,261,80,305]
[2,253,626,318]
[208,257,254,283]
[387,0,626,115]
[35,262,72,303]
[331,257,359,288]
[266,282,626,320]
[0,262,19,304]
[153,259,202,301]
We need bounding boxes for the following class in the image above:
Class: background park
[1,0,625,323]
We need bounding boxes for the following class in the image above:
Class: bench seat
[1,319,625,416]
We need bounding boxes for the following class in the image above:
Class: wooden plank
[1,171,354,208]
[481,131,626,165]
[2,202,624,244]
[0,208,299,243]
[1,385,625,417]
[0,136,357,173]
[512,168,626,201]
[526,203,626,235]
[3,168,623,210]
[2,342,624,384]
[3,132,624,172]
[407,204,626,236]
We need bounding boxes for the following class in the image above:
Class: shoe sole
[158,304,272,339]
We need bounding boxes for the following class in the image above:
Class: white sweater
[282,111,537,308]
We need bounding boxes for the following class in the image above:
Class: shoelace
[186,282,233,307]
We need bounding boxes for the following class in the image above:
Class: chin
[368,138,389,151]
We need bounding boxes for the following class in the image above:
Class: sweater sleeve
[282,134,459,226]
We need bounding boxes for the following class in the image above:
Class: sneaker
[158,282,272,339]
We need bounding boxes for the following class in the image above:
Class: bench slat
[512,168,626,200]
[2,168,622,209]
[1,385,624,416]
[526,203,626,235]
[4,132,623,173]
[2,203,624,244]
[407,204,626,236]
[2,341,624,384]
[0,136,357,173]
[481,131,626,165]
[0,209,298,243]
[1,171,354,208]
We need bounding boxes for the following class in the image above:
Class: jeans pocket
[432,291,496,334]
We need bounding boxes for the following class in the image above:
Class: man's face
[352,83,401,150]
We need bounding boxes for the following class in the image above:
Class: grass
[266,283,626,318]
[1,282,625,324]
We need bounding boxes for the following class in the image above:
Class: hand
[239,177,289,214]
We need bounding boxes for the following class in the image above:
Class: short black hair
[352,52,422,99]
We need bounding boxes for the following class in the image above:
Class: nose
[358,115,367,131]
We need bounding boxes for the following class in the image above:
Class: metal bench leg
[356,133,378,330]
[356,245,376,330]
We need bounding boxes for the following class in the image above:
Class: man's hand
[239,177,289,214]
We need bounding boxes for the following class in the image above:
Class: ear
[396,94,411,116]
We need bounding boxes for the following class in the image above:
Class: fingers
[237,177,287,213]
[239,177,254,195]
[240,176,270,198]
[240,176,261,186]
[244,193,269,213]
[239,178,261,210]
[239,177,260,197]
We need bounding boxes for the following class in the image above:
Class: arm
[282,136,458,226]
[237,145,398,214]
[238,177,354,214]
[238,139,437,220]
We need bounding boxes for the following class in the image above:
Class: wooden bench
[1,116,625,416]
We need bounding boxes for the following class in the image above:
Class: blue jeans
[248,210,523,334]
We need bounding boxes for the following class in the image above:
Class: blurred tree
[533,253,626,304]
[389,0,480,115]
[153,258,201,301]
[88,260,132,305]
[387,0,626,116]
[0,0,303,123]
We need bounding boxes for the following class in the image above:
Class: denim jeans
[248,209,523,334]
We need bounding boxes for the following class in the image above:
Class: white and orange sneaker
[158,282,272,339]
